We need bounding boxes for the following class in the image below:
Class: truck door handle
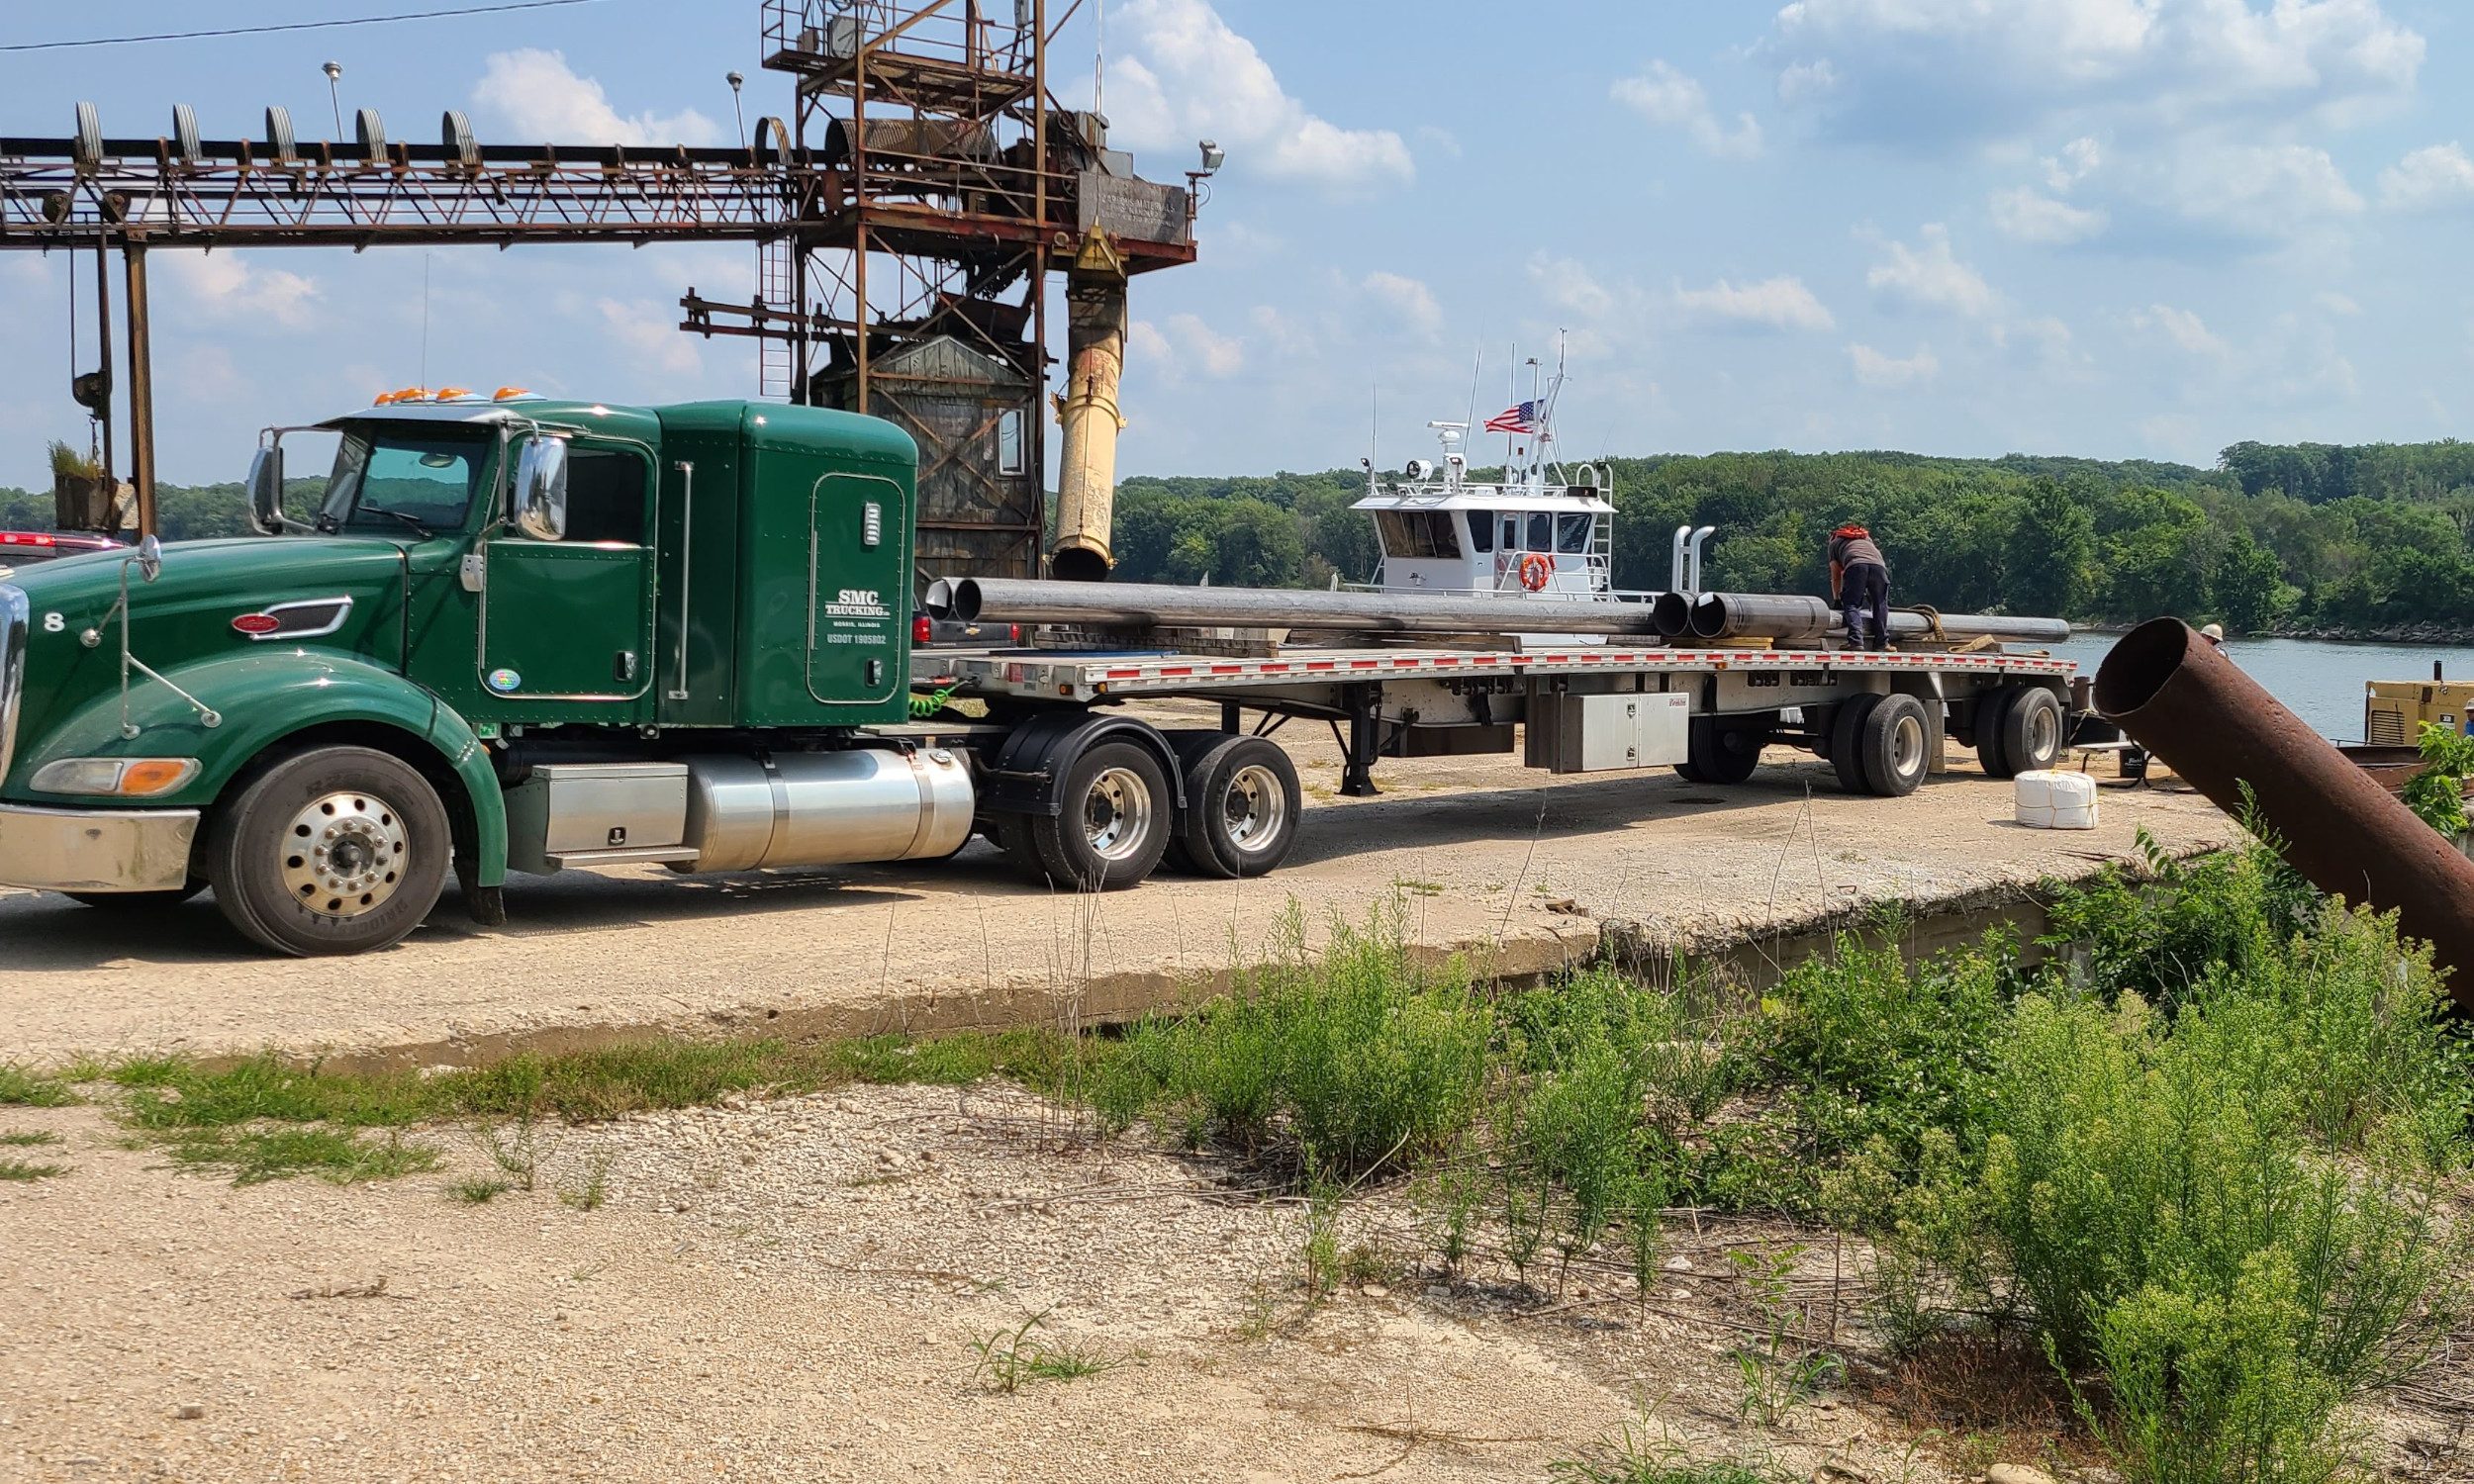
[617,650,638,683]
[667,460,694,701]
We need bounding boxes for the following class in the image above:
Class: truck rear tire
[1997,687,2064,775]
[1177,735,1301,879]
[1829,695,1881,794]
[1972,689,2018,778]
[202,746,452,957]
[1686,717,1764,786]
[1858,694,1933,797]
[1021,740,1172,891]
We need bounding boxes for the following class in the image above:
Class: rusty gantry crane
[684,0,1199,580]
[0,0,1201,581]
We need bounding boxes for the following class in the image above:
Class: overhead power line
[0,0,605,53]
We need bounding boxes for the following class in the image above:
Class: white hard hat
[2199,623,2225,642]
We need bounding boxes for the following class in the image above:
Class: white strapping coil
[2015,769,2099,831]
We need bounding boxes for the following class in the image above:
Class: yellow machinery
[2365,672,2474,745]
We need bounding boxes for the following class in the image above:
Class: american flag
[1484,401,1539,434]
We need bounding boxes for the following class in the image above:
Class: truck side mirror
[512,437,570,541]
[245,446,284,535]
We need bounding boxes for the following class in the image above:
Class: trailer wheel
[1829,695,1881,794]
[1998,687,2064,774]
[201,746,452,957]
[1022,740,1172,890]
[1973,689,2021,778]
[1178,735,1301,879]
[1687,717,1765,786]
[1858,694,1933,797]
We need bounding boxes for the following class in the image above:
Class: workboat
[1350,360,1640,643]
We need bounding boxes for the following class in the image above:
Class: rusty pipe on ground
[1049,231,1129,583]
[2095,616,2474,1006]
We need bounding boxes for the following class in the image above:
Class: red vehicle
[0,531,123,572]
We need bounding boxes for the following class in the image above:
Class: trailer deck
[916,643,2076,703]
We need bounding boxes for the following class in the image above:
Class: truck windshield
[316,429,490,537]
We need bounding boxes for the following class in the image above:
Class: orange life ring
[1518,553,1553,593]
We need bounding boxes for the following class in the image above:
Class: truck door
[478,442,656,718]
[805,470,908,709]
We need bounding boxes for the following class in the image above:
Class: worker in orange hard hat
[1828,522,1891,651]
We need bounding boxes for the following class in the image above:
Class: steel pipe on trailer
[949,577,1670,638]
[2096,616,2474,1008]
[1684,593,2074,645]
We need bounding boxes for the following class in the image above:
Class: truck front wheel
[202,746,453,957]
[1021,740,1172,891]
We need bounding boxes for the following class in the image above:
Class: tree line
[10,434,2474,633]
[1109,437,2474,633]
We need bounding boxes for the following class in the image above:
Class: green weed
[0,1130,62,1148]
[450,1176,513,1204]
[968,1309,1127,1394]
[0,1158,68,1180]
[0,1066,75,1107]
[159,1127,441,1186]
[1547,1422,1780,1484]
[557,1156,612,1211]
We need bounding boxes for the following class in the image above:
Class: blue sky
[3,0,2471,493]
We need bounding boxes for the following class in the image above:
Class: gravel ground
[2,1083,1997,1484]
[0,708,2233,1069]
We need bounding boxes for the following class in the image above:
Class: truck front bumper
[0,803,201,893]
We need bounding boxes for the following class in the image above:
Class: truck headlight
[29,757,202,797]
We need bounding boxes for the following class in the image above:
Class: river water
[2043,633,2474,743]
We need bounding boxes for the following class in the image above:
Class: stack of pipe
[1676,592,2071,644]
[934,577,2073,647]
[934,577,1667,637]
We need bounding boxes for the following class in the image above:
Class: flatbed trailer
[909,639,2081,882]
[0,390,2087,955]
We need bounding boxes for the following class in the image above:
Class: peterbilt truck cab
[0,393,1006,956]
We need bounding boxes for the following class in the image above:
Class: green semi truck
[0,391,2076,957]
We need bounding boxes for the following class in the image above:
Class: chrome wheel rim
[1892,713,1927,779]
[1219,763,1287,856]
[280,790,411,918]
[1083,766,1155,862]
[2025,700,2058,762]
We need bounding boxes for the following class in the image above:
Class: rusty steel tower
[682,0,1200,581]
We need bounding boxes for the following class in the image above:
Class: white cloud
[1865,224,1996,317]
[1132,314,1247,379]
[1848,342,1940,389]
[474,49,721,146]
[2378,142,2474,211]
[2169,141,2361,233]
[160,251,321,328]
[1611,61,1763,159]
[1527,253,1622,322]
[1764,0,2425,141]
[1990,187,2109,244]
[1167,313,1245,376]
[1361,271,1442,337]
[1102,0,1412,193]
[2133,303,2231,359]
[597,298,701,375]
[2042,136,2101,190]
[2315,290,2361,316]
[1673,275,1835,331]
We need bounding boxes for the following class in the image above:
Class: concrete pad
[0,707,2232,1069]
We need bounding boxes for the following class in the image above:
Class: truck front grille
[0,584,27,786]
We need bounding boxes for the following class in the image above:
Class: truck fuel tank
[677,749,973,873]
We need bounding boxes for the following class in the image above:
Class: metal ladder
[757,238,797,400]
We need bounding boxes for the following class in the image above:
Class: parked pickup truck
[0,392,2074,957]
